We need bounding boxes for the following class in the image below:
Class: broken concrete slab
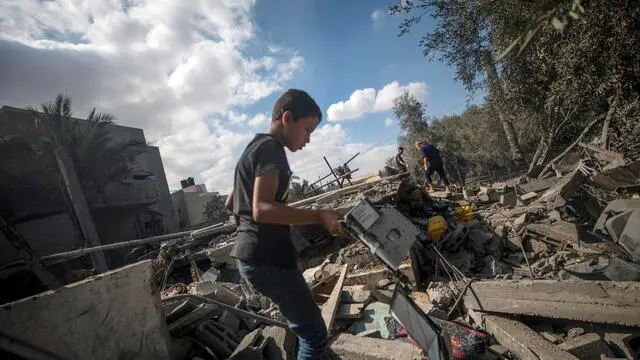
[468,310,579,360]
[261,326,297,360]
[519,192,538,203]
[330,333,423,360]
[463,280,640,327]
[591,160,640,191]
[527,220,579,245]
[540,169,587,206]
[559,333,613,360]
[0,261,172,360]
[341,285,372,303]
[519,177,559,194]
[499,192,517,207]
[558,257,640,281]
[615,210,640,262]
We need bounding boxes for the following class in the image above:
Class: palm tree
[14,94,148,273]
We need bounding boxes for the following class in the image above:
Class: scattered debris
[4,148,640,360]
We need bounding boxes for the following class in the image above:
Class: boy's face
[282,112,320,152]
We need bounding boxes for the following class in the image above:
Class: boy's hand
[319,210,343,236]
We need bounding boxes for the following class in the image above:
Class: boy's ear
[282,110,293,126]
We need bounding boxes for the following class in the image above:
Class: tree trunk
[0,213,62,289]
[54,148,108,273]
[482,50,525,167]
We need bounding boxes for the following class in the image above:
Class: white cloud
[384,118,395,126]
[327,81,428,122]
[371,10,384,25]
[287,124,396,184]
[0,0,400,194]
[0,0,302,192]
[248,114,269,128]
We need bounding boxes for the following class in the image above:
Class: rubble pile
[9,157,634,359]
[153,158,640,359]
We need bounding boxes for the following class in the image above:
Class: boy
[225,89,341,360]
[415,140,450,192]
[395,146,408,173]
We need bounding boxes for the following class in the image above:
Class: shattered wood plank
[463,280,640,326]
[468,310,579,360]
[321,264,348,332]
[526,221,579,244]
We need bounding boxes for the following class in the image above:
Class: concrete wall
[136,146,178,232]
[0,261,171,360]
[171,188,219,228]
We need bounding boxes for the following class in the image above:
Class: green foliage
[202,194,227,221]
[496,0,586,61]
[392,0,640,179]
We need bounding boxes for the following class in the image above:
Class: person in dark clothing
[415,140,450,192]
[395,146,408,173]
[224,89,342,360]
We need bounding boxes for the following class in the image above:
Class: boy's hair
[398,146,405,151]
[271,89,322,123]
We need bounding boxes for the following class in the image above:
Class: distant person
[415,141,450,192]
[395,146,408,173]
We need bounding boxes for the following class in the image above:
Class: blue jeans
[237,260,328,360]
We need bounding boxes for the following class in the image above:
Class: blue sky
[0,0,479,191]
[243,0,476,144]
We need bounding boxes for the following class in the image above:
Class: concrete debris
[558,333,614,360]
[5,155,640,360]
[426,282,454,308]
[330,333,423,360]
[463,280,640,327]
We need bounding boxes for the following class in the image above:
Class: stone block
[0,261,171,360]
[500,192,517,207]
[559,333,613,360]
[330,333,423,360]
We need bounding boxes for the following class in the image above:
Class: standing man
[225,89,342,359]
[395,146,408,173]
[415,140,450,192]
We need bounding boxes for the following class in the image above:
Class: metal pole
[343,152,360,166]
[41,222,229,263]
[323,156,342,188]
[303,169,359,194]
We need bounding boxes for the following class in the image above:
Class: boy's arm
[423,157,429,170]
[252,169,342,233]
[225,189,233,212]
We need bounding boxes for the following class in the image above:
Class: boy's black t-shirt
[230,133,297,268]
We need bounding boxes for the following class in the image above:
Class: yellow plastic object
[427,215,447,241]
[456,205,474,223]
